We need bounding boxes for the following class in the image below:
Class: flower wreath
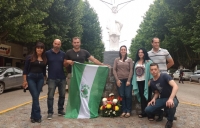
[99,93,122,117]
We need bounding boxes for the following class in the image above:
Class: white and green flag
[65,62,109,119]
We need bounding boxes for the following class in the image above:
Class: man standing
[46,39,66,120]
[148,37,176,119]
[64,37,104,91]
[145,63,178,128]
[148,37,174,73]
[179,69,184,84]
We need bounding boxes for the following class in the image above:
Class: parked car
[173,69,193,80]
[0,67,23,94]
[189,70,200,83]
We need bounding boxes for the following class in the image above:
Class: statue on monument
[100,0,134,51]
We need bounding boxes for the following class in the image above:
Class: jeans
[137,81,152,115]
[117,79,132,113]
[145,98,179,122]
[47,79,66,114]
[27,73,44,120]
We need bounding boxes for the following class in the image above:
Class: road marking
[0,95,48,115]
[0,91,61,114]
[180,101,200,107]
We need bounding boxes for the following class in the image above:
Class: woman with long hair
[132,48,153,120]
[23,42,47,123]
[113,45,133,118]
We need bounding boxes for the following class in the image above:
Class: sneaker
[58,111,65,116]
[165,121,173,128]
[47,114,53,120]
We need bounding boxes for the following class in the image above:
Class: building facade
[0,42,27,69]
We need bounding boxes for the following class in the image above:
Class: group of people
[22,37,104,123]
[22,37,178,128]
[113,37,178,128]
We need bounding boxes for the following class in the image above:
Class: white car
[173,69,193,80]
[189,70,200,83]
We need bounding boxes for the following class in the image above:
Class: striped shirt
[148,48,172,73]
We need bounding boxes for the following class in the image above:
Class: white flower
[113,99,118,104]
[113,111,116,114]
[102,98,107,102]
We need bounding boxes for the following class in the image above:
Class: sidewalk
[0,93,199,128]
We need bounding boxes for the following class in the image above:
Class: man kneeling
[145,63,179,128]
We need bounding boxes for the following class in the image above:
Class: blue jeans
[47,79,66,114]
[117,79,132,113]
[27,73,44,120]
[145,98,179,121]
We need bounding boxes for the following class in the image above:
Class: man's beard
[54,47,60,51]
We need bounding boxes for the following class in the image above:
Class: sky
[87,0,155,51]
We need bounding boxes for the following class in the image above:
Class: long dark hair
[134,48,150,67]
[119,45,127,62]
[30,42,47,64]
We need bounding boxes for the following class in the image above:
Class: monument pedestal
[103,51,119,66]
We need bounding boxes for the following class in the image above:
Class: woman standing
[132,48,153,119]
[113,45,133,118]
[23,42,47,123]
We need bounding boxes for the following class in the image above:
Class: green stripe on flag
[89,66,109,118]
[65,62,86,118]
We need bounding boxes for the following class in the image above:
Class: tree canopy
[129,0,200,69]
[0,0,104,59]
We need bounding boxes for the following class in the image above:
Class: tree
[129,0,200,69]
[42,0,83,51]
[0,0,53,43]
[80,0,104,61]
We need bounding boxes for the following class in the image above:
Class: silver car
[189,70,200,83]
[173,69,193,80]
[0,67,23,94]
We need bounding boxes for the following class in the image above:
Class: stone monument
[101,0,134,66]
[100,0,140,114]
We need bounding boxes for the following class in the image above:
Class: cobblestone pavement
[0,93,200,128]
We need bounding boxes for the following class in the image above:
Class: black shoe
[58,111,65,116]
[35,119,42,123]
[31,119,35,123]
[156,112,163,121]
[47,113,53,120]
[174,116,177,120]
[165,121,173,128]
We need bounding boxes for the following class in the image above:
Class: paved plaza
[0,93,199,128]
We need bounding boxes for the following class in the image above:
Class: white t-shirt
[135,63,145,81]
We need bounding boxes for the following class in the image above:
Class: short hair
[151,37,159,43]
[72,37,81,42]
[150,63,159,68]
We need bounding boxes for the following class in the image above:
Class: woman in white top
[132,48,153,120]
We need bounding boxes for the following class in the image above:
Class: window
[4,68,14,76]
[14,68,22,74]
